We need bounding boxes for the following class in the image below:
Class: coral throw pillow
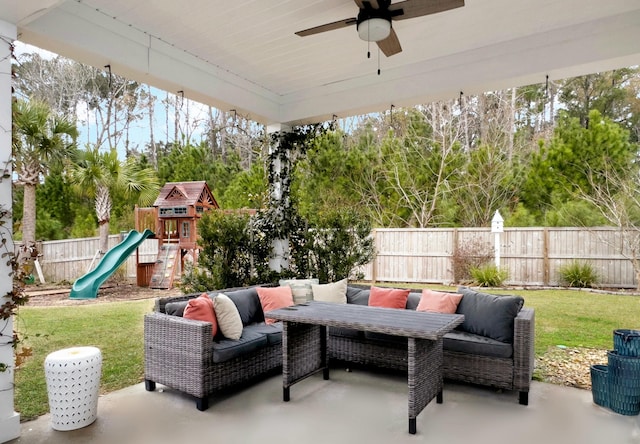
[417,289,463,314]
[368,286,410,309]
[183,293,218,336]
[257,286,294,325]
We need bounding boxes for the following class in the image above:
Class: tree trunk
[95,185,112,254]
[148,85,156,168]
[98,220,110,256]
[165,91,170,145]
[507,88,516,162]
[174,93,179,144]
[21,182,37,246]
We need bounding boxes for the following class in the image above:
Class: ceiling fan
[295,0,465,57]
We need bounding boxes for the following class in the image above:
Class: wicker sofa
[144,285,282,411]
[144,283,535,410]
[330,284,536,405]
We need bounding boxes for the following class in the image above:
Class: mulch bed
[536,346,608,390]
[24,283,181,306]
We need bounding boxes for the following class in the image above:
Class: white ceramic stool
[44,346,102,431]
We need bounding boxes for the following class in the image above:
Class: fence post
[371,229,378,284]
[451,228,459,284]
[543,227,549,286]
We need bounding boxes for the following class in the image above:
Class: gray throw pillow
[456,286,524,343]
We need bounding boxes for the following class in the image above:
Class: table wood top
[265,301,464,340]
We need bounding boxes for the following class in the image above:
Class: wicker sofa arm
[144,312,214,399]
[512,307,535,394]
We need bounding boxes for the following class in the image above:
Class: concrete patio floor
[9,370,640,444]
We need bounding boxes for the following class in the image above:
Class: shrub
[180,261,216,293]
[451,237,493,284]
[303,209,375,283]
[470,263,508,287]
[185,207,376,291]
[194,211,254,290]
[558,260,599,288]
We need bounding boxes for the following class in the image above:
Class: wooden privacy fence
[361,227,638,288]
[27,227,638,288]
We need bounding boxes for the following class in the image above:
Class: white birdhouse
[491,210,504,233]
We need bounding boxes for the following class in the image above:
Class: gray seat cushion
[212,329,268,363]
[456,286,524,343]
[444,330,513,359]
[245,322,283,345]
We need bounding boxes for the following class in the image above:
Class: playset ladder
[149,244,180,289]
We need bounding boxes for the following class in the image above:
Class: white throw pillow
[279,278,319,304]
[312,278,348,304]
[213,293,243,340]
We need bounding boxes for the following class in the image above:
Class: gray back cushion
[456,286,524,343]
[346,287,370,305]
[406,292,421,310]
[165,300,189,316]
[223,288,264,325]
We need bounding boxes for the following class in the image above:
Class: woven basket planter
[590,364,608,408]
[607,350,640,416]
[614,329,640,357]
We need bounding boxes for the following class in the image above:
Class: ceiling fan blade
[377,27,402,57]
[354,0,378,9]
[390,0,465,20]
[295,18,357,37]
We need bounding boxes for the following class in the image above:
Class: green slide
[70,229,155,299]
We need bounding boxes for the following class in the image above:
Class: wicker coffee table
[266,301,464,434]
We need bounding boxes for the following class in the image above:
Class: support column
[266,123,292,273]
[0,20,20,444]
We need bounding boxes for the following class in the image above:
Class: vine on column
[0,191,32,373]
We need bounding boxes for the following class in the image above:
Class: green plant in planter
[558,260,599,288]
[470,263,509,287]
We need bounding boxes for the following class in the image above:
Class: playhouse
[135,180,219,289]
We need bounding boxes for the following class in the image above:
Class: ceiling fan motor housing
[356,8,392,42]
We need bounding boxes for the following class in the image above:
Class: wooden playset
[135,180,219,289]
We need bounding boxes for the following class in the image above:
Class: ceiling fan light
[357,18,391,42]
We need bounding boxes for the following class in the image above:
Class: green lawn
[490,288,640,354]
[11,288,640,421]
[14,299,154,421]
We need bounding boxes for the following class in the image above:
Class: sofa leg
[145,379,156,392]
[519,391,529,406]
[196,397,209,411]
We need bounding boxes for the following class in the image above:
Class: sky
[14,41,211,159]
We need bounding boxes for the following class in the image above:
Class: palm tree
[12,99,78,246]
[70,147,160,254]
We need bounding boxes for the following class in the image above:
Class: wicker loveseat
[144,285,282,411]
[330,284,536,405]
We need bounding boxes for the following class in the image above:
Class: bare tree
[579,165,640,290]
